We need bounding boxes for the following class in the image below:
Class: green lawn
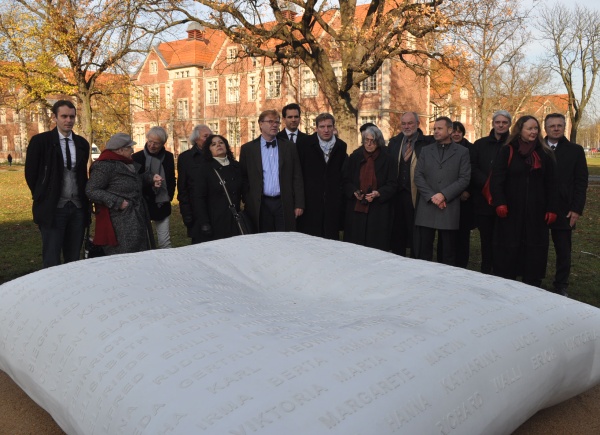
[1,163,599,307]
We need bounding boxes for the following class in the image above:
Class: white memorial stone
[0,233,599,434]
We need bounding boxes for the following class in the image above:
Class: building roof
[155,28,227,69]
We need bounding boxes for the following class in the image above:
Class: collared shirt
[285,128,298,143]
[261,137,280,196]
[57,132,80,207]
[59,132,76,171]
[547,140,559,150]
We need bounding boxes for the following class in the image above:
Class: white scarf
[213,156,230,166]
[318,136,336,162]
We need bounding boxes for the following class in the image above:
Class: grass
[1,162,599,307]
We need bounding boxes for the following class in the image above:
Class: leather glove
[496,205,508,218]
[545,212,557,225]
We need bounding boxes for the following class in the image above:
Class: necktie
[65,137,72,170]
[266,140,277,148]
[289,133,296,143]
[551,145,556,151]
[404,140,412,162]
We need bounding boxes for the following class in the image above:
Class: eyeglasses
[147,141,163,146]
[261,120,280,125]
[363,138,376,143]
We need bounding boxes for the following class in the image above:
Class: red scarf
[354,147,380,213]
[90,149,132,247]
[517,138,541,170]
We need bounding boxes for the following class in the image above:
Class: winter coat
[132,146,176,221]
[490,142,558,280]
[457,138,476,231]
[296,133,348,240]
[471,130,509,216]
[190,159,243,241]
[177,146,204,234]
[342,146,398,251]
[86,160,154,255]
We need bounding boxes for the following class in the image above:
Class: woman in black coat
[190,135,243,241]
[490,115,558,287]
[342,126,397,251]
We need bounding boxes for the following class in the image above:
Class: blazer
[277,129,310,148]
[239,136,305,231]
[25,127,90,226]
[414,141,471,230]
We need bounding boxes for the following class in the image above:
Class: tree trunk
[76,91,94,145]
[328,87,360,152]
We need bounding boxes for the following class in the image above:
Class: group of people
[25,100,588,296]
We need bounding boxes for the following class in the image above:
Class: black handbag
[213,168,254,235]
[83,226,106,259]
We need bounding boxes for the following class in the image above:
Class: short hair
[359,122,376,133]
[146,126,168,144]
[401,111,420,125]
[361,126,386,149]
[52,100,76,116]
[282,103,301,118]
[189,124,211,144]
[452,121,466,136]
[544,113,566,126]
[435,116,453,129]
[492,110,512,125]
[202,135,235,161]
[315,113,335,127]
[258,109,280,123]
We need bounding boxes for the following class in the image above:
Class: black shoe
[554,288,569,297]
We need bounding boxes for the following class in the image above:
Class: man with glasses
[239,109,304,232]
[387,111,434,257]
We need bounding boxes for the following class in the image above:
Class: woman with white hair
[132,126,176,249]
[342,125,397,251]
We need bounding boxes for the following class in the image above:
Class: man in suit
[277,103,310,146]
[239,109,304,232]
[544,113,588,297]
[177,124,212,243]
[413,116,471,265]
[387,111,434,257]
[25,100,90,268]
[296,113,348,240]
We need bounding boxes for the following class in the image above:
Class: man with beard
[387,111,434,257]
[470,110,512,274]
[296,113,348,239]
[544,113,588,297]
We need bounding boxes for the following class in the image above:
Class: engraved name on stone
[441,349,502,394]
[434,391,484,435]
[564,329,599,351]
[492,365,523,393]
[385,394,432,431]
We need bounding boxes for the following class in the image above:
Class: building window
[206,79,219,105]
[405,32,416,50]
[360,115,377,126]
[432,105,441,119]
[460,88,469,99]
[0,109,6,124]
[266,69,281,99]
[135,126,145,146]
[227,47,238,63]
[207,120,219,135]
[133,88,144,110]
[333,64,343,86]
[302,68,319,97]
[179,140,188,154]
[248,119,257,140]
[165,84,172,108]
[149,60,158,74]
[247,74,258,101]
[228,119,241,147]
[461,106,467,123]
[251,57,260,68]
[304,114,316,134]
[149,85,160,109]
[360,74,377,92]
[177,99,189,120]
[14,135,21,151]
[226,76,240,103]
[1,136,7,152]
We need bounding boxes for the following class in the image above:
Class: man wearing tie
[277,103,310,146]
[240,109,304,232]
[544,113,588,297]
[25,100,90,267]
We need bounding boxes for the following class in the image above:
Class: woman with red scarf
[86,133,162,255]
[342,126,397,250]
[490,116,558,287]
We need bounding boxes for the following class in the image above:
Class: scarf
[517,138,541,170]
[354,147,380,213]
[213,156,230,166]
[318,136,336,162]
[143,145,170,205]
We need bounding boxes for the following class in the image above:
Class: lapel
[50,128,65,176]
[440,143,457,165]
[251,138,263,177]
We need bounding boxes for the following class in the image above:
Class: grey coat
[414,142,471,230]
[86,159,155,255]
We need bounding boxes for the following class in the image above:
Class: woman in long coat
[86,133,161,255]
[342,126,397,251]
[190,135,243,241]
[490,115,558,287]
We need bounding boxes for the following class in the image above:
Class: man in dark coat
[239,109,304,232]
[24,100,90,268]
[277,103,310,147]
[296,113,348,240]
[387,111,434,257]
[470,110,512,274]
[177,124,212,244]
[413,116,471,265]
[132,126,176,249]
[544,113,588,296]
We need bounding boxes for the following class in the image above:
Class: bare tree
[146,0,453,147]
[538,3,600,143]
